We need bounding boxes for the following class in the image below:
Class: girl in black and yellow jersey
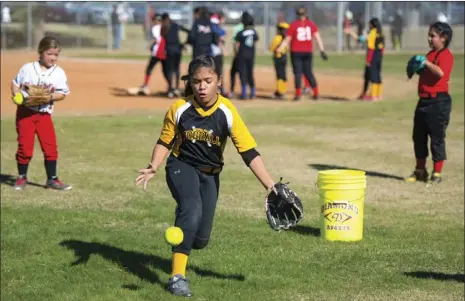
[269,22,289,100]
[136,54,278,297]
[358,18,385,101]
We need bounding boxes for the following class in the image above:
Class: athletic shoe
[312,95,319,101]
[168,274,193,297]
[167,90,175,98]
[138,85,150,96]
[272,92,285,100]
[405,169,429,183]
[428,172,442,184]
[356,94,366,100]
[45,178,72,190]
[13,175,27,191]
[293,96,301,102]
[239,94,248,100]
[173,88,181,97]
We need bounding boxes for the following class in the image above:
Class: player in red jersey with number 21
[277,6,328,101]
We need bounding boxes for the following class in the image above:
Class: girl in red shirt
[406,22,454,185]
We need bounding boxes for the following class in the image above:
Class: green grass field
[1,54,464,301]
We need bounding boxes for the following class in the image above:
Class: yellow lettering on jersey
[185,127,221,147]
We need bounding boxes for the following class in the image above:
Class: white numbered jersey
[13,62,70,114]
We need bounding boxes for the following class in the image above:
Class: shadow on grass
[290,225,321,237]
[59,239,245,289]
[309,164,404,181]
[404,271,465,283]
[0,173,44,188]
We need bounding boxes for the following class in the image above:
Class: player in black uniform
[235,13,259,100]
[188,7,218,59]
[161,13,190,97]
[135,54,278,297]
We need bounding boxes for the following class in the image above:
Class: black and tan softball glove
[265,179,303,231]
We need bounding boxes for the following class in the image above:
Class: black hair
[430,21,453,48]
[369,17,383,35]
[161,13,170,21]
[198,6,210,20]
[241,11,251,24]
[242,13,254,27]
[296,6,306,17]
[277,25,286,35]
[182,54,219,97]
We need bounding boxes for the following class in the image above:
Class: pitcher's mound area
[1,52,413,117]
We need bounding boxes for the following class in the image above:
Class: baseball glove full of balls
[265,178,303,231]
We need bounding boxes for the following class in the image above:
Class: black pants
[274,57,287,81]
[163,50,182,91]
[413,93,452,162]
[146,57,161,76]
[362,60,382,94]
[213,55,224,94]
[291,52,317,89]
[230,55,239,91]
[166,155,220,255]
[237,56,255,88]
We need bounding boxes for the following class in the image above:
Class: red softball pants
[15,106,58,164]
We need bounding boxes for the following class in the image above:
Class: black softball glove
[265,179,303,231]
[320,51,328,61]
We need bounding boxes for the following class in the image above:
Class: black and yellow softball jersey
[366,28,384,63]
[157,94,257,169]
[269,34,287,59]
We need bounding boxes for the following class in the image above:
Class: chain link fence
[1,1,464,54]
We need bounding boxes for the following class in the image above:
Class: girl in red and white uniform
[11,36,71,191]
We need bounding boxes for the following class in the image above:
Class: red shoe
[14,176,27,191]
[356,94,366,100]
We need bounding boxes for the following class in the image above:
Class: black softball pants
[274,57,287,81]
[165,155,220,255]
[238,56,255,88]
[413,93,452,162]
[291,52,317,89]
[146,57,161,76]
[230,55,239,91]
[163,50,182,90]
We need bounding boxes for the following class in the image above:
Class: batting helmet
[430,21,453,47]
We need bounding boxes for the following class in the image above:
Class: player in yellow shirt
[269,22,289,99]
[135,54,279,297]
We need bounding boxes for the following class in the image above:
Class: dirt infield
[1,52,413,118]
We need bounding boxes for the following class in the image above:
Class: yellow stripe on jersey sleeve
[219,96,257,153]
[367,29,377,50]
[158,98,189,146]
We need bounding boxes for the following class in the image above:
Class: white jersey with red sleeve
[150,24,166,59]
[12,62,70,114]
[287,18,319,53]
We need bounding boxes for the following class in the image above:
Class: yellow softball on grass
[13,92,24,105]
[164,226,184,246]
